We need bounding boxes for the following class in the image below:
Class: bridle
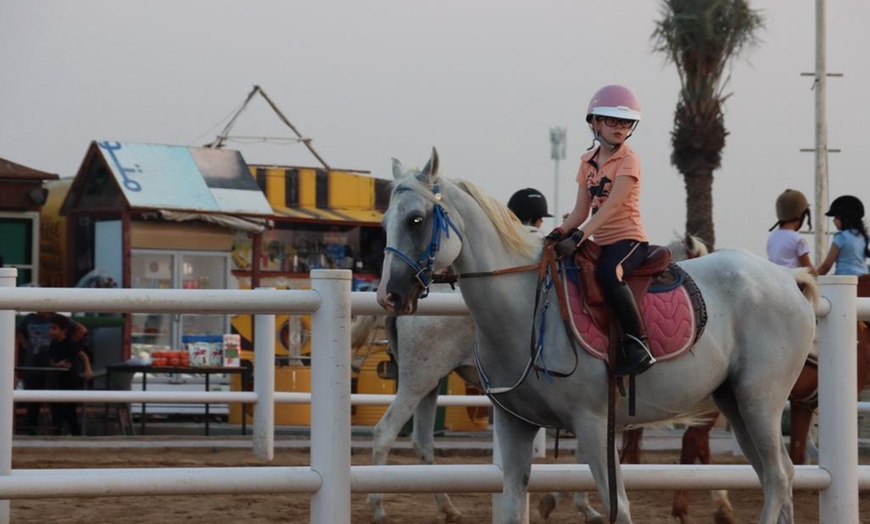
[383,182,539,297]
[383,184,463,298]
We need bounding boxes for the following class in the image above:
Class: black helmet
[507,188,552,224]
[825,195,865,220]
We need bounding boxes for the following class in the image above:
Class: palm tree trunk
[684,172,715,251]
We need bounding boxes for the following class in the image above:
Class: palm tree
[652,0,764,251]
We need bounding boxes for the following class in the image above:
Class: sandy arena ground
[9,444,870,523]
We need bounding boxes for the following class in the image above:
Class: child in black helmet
[507,188,552,233]
[817,195,869,276]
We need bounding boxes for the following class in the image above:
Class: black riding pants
[595,239,650,289]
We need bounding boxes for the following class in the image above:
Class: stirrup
[613,334,656,377]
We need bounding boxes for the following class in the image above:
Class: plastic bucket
[353,352,396,426]
[443,372,490,431]
[228,365,311,425]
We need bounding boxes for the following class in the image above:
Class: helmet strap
[590,129,620,152]
[587,121,638,152]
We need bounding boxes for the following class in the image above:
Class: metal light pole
[813,0,829,264]
[550,127,567,225]
[801,0,842,262]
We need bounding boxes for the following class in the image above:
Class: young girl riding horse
[546,84,655,377]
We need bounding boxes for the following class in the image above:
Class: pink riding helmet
[586,85,642,123]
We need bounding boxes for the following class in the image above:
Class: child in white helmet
[766,189,815,271]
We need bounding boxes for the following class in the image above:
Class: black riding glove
[555,230,584,259]
[545,227,566,243]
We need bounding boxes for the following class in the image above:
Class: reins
[432,263,539,284]
[540,241,619,523]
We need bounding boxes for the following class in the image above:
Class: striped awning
[272,205,382,225]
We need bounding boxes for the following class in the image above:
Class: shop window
[231,224,384,275]
[0,213,38,287]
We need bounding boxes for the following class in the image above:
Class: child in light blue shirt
[817,195,869,276]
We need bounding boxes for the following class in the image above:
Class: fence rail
[1,269,867,524]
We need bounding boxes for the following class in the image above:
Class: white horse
[365,232,706,524]
[377,148,817,524]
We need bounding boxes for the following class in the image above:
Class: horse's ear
[420,147,440,181]
[391,158,404,180]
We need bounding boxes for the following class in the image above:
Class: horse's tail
[793,267,820,308]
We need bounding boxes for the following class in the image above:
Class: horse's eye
[410,216,423,226]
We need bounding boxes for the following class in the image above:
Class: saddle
[560,240,708,362]
[574,241,672,334]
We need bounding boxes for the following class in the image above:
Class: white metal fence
[1,268,868,523]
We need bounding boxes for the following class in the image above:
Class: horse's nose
[380,291,417,316]
[376,289,403,314]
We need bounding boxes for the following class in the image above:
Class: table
[104,364,250,436]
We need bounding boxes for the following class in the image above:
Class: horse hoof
[713,507,737,524]
[538,494,557,519]
[444,512,463,523]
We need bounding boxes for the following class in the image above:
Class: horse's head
[377,148,464,315]
[667,232,710,262]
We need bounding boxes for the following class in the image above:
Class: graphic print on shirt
[587,172,612,215]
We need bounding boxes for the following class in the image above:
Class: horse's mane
[392,173,537,259]
[453,178,537,258]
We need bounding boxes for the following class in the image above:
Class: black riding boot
[605,282,656,377]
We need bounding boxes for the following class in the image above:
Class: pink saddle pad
[563,273,696,362]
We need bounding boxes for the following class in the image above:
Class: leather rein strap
[540,241,619,523]
[432,263,540,284]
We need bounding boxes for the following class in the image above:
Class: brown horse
[620,275,870,524]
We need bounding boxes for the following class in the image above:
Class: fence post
[0,268,16,524]
[252,295,276,460]
[309,270,352,524]
[817,275,859,523]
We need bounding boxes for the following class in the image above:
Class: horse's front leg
[367,383,438,524]
[493,408,539,524]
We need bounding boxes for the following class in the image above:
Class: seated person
[15,311,87,434]
[47,314,94,436]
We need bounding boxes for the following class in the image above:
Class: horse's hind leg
[672,415,735,524]
[538,491,603,523]
[713,382,794,524]
[619,427,644,464]
[788,402,814,465]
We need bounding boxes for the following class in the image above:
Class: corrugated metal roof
[0,157,59,181]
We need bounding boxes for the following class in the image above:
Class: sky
[1,0,868,261]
